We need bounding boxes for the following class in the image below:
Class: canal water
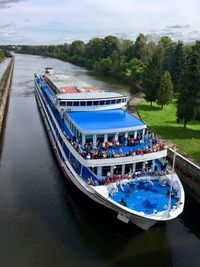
[0,53,200,267]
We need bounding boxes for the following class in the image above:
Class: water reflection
[58,182,172,267]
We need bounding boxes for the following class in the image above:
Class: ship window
[100,100,105,105]
[105,100,110,105]
[90,167,97,175]
[74,102,79,106]
[118,132,125,137]
[135,162,143,172]
[114,165,122,175]
[111,99,116,104]
[108,133,115,142]
[80,101,86,106]
[97,134,104,143]
[75,127,78,137]
[67,101,72,106]
[129,131,134,138]
[116,99,122,103]
[77,130,81,140]
[102,166,111,177]
[147,160,153,168]
[123,98,126,103]
[93,101,98,105]
[72,124,75,134]
[86,135,93,143]
[118,132,125,144]
[87,101,92,106]
[60,101,66,106]
[125,164,133,174]
[79,133,82,143]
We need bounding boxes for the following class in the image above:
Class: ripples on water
[0,54,200,267]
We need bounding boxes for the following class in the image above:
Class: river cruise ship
[34,67,185,230]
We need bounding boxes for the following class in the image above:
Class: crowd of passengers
[87,164,169,186]
[62,129,167,160]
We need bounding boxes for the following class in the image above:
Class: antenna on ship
[167,145,176,215]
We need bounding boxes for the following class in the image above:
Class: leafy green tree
[169,41,185,91]
[134,33,149,62]
[0,48,5,61]
[159,36,173,50]
[119,39,134,57]
[159,36,175,72]
[111,50,120,71]
[143,45,164,106]
[69,40,85,57]
[177,87,195,129]
[177,41,200,128]
[85,58,95,70]
[134,33,156,63]
[85,38,105,59]
[118,58,129,75]
[104,35,120,57]
[97,57,112,73]
[124,43,135,61]
[129,58,145,83]
[157,71,173,109]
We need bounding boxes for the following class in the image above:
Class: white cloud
[0,0,200,44]
[0,0,26,8]
[166,24,191,29]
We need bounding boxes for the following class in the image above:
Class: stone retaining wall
[168,148,200,202]
[0,56,15,136]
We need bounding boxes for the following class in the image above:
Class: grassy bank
[137,99,200,163]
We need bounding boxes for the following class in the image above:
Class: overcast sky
[0,0,200,44]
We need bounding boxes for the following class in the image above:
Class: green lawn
[137,99,200,163]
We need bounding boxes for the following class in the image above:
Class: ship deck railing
[86,169,169,187]
[67,135,167,160]
[93,175,181,215]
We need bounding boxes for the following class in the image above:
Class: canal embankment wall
[168,148,200,202]
[0,56,15,136]
[128,94,200,203]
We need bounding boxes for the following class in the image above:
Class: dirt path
[127,93,144,118]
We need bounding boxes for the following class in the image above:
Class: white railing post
[167,146,176,215]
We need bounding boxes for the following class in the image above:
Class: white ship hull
[35,79,185,230]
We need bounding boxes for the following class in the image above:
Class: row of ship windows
[90,162,145,176]
[60,98,126,107]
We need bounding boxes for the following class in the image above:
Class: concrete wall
[168,148,200,202]
[0,57,15,136]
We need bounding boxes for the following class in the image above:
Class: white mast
[167,146,176,215]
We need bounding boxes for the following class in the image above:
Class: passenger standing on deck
[127,169,132,179]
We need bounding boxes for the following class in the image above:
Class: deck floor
[110,179,177,214]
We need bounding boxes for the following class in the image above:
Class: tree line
[0,46,12,61]
[7,34,200,128]
[0,48,5,62]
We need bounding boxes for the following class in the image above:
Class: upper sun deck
[42,69,127,111]
[44,72,102,94]
[66,109,146,134]
[57,91,124,100]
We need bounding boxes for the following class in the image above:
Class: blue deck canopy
[66,109,146,133]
